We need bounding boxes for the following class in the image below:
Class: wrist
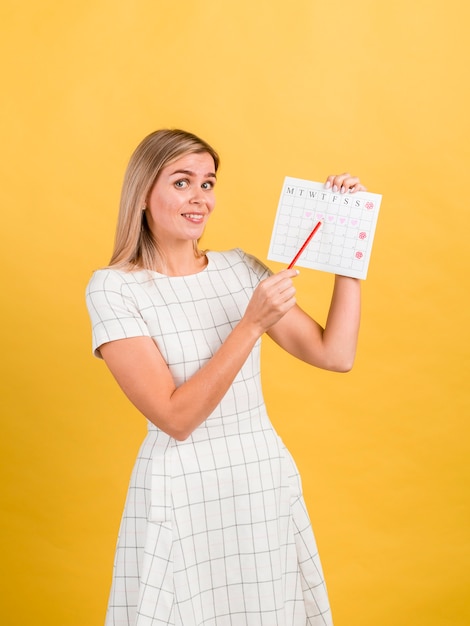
[236,315,264,343]
[334,274,361,284]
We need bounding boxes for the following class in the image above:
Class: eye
[174,179,189,189]
[202,180,215,190]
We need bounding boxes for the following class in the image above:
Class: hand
[325,173,366,194]
[243,269,299,335]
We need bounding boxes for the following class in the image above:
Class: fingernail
[340,186,346,194]
[332,185,338,192]
[325,181,331,189]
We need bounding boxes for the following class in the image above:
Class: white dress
[86,249,333,626]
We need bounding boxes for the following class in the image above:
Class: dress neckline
[146,251,211,278]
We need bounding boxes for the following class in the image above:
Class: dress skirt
[106,412,332,626]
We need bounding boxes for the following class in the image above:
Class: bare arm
[99,269,298,441]
[267,275,361,372]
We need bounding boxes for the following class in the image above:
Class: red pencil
[287,220,322,269]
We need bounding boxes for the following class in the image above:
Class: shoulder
[85,268,153,357]
[208,249,272,279]
[86,268,121,293]
[208,248,270,274]
[86,267,148,296]
[85,267,153,317]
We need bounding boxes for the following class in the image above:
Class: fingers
[263,270,298,310]
[256,270,298,310]
[324,173,367,194]
[267,269,298,298]
[244,270,299,333]
[270,268,299,284]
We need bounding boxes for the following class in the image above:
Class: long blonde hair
[109,129,220,271]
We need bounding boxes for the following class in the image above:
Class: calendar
[267,176,382,279]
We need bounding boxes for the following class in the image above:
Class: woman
[86,128,364,626]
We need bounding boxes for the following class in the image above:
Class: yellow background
[1,1,469,625]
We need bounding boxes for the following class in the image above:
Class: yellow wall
[1,1,468,624]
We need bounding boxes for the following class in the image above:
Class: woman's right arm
[99,268,298,440]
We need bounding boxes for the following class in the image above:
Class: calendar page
[267,176,382,279]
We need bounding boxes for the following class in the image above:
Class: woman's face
[146,151,217,247]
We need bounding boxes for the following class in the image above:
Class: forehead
[163,151,216,175]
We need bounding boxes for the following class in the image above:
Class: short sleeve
[85,269,151,358]
[236,249,273,285]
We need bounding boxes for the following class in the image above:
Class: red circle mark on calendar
[365,201,374,210]
[355,251,363,259]
[359,231,367,239]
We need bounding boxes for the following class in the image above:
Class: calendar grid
[268,177,382,279]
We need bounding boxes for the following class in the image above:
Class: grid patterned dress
[86,249,333,626]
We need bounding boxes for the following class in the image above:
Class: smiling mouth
[182,213,205,221]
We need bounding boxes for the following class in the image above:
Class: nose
[190,186,205,204]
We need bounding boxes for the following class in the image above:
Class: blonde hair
[109,128,220,271]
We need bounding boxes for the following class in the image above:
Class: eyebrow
[169,169,217,179]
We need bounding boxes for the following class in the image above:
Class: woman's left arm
[266,172,365,373]
[267,275,360,372]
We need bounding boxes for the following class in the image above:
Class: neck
[154,242,207,276]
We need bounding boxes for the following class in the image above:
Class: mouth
[181,212,205,223]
